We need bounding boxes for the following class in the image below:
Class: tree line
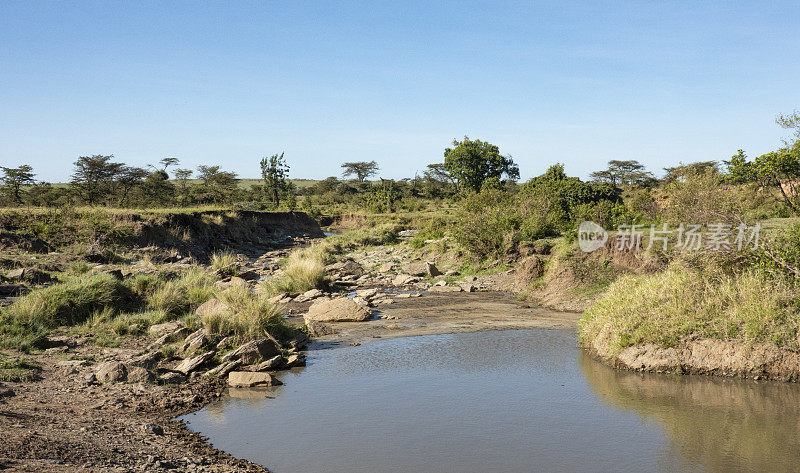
[2,113,799,213]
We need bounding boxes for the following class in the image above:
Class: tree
[114,166,149,206]
[197,165,238,203]
[443,137,519,191]
[723,150,756,184]
[341,161,379,182]
[0,165,35,205]
[70,155,124,205]
[590,160,655,186]
[260,152,290,207]
[663,161,719,183]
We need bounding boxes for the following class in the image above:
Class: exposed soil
[0,351,268,472]
[303,290,580,345]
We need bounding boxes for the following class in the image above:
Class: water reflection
[184,330,800,473]
[580,352,800,473]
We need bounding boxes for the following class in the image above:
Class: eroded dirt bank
[584,338,800,382]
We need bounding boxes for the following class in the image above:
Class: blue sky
[1,1,799,182]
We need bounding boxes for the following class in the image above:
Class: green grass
[2,272,136,328]
[201,284,295,342]
[260,250,326,296]
[579,265,800,357]
[147,268,216,315]
[0,353,41,382]
[210,250,239,276]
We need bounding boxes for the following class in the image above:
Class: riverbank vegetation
[3,112,800,379]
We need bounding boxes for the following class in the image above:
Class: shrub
[0,354,41,381]
[3,272,136,328]
[148,268,216,316]
[579,265,800,357]
[210,250,239,276]
[201,285,294,342]
[261,251,326,296]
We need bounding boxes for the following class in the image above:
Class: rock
[95,361,127,383]
[228,371,282,388]
[181,329,208,354]
[127,366,154,383]
[304,298,372,323]
[5,268,53,284]
[463,275,478,282]
[148,321,185,337]
[433,280,447,287]
[402,262,428,277]
[238,270,260,281]
[378,262,396,273]
[286,332,309,350]
[285,354,306,368]
[425,262,442,277]
[228,276,248,288]
[355,288,379,299]
[338,260,364,277]
[195,298,228,317]
[216,336,234,350]
[142,424,164,435]
[174,351,215,375]
[306,320,336,336]
[515,256,543,285]
[392,274,417,286]
[205,360,241,377]
[372,298,394,305]
[148,327,190,350]
[429,285,463,293]
[460,284,477,293]
[130,350,163,369]
[158,372,186,384]
[82,373,97,385]
[221,338,281,364]
[253,356,283,371]
[268,293,291,304]
[398,229,418,238]
[0,284,27,297]
[104,269,124,280]
[294,288,323,303]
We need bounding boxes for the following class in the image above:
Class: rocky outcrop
[228,371,282,388]
[304,298,372,323]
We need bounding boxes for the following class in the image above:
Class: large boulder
[95,361,127,383]
[228,371,282,388]
[5,268,53,284]
[402,261,441,277]
[222,338,282,364]
[304,298,372,323]
[175,351,215,375]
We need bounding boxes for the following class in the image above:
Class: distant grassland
[49,178,321,189]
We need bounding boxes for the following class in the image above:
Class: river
[181,329,800,473]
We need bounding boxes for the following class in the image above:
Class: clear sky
[2,1,799,182]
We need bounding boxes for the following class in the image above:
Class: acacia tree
[260,152,290,207]
[590,160,656,186]
[70,155,124,205]
[197,165,238,204]
[0,165,36,205]
[443,137,519,191]
[341,161,379,182]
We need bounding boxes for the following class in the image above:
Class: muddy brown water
[182,329,800,473]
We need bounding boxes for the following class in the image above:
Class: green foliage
[202,284,295,342]
[0,354,41,382]
[579,266,800,356]
[147,268,216,315]
[3,273,136,328]
[210,251,239,276]
[260,152,291,207]
[341,161,379,182]
[443,137,519,191]
[590,160,656,187]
